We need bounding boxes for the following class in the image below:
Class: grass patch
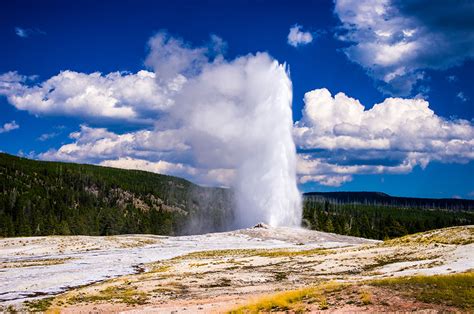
[1,257,72,269]
[200,277,232,288]
[362,253,440,273]
[116,238,157,248]
[176,247,331,260]
[384,226,474,246]
[189,262,208,267]
[230,272,474,312]
[24,297,54,311]
[319,297,329,310]
[360,290,372,305]
[256,248,330,258]
[149,264,171,273]
[371,272,474,309]
[68,285,148,306]
[229,281,342,313]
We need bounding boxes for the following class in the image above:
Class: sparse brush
[371,271,474,309]
[24,297,54,311]
[67,285,148,306]
[360,290,372,305]
[149,264,171,273]
[176,247,331,260]
[274,272,288,281]
[319,297,329,309]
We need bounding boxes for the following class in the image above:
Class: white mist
[146,34,302,228]
[173,54,301,228]
[233,60,302,227]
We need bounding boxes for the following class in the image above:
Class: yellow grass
[371,271,474,309]
[360,290,372,305]
[229,281,341,313]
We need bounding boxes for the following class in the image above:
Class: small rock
[253,222,269,229]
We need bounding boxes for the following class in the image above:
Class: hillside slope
[0,153,234,237]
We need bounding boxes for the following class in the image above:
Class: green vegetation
[24,297,54,312]
[304,192,474,211]
[1,257,72,269]
[372,272,474,309]
[68,285,148,305]
[149,264,172,273]
[303,197,474,240]
[175,247,330,260]
[0,153,233,237]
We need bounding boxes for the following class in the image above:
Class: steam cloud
[146,33,302,227]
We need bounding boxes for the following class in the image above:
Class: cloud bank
[0,70,175,123]
[294,88,474,186]
[334,0,474,96]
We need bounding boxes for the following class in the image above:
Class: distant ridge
[303,191,474,211]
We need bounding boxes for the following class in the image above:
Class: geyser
[147,33,302,227]
[232,58,302,227]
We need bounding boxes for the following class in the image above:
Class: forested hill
[0,153,234,237]
[304,191,474,211]
[1,152,473,240]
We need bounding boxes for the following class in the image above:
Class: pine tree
[325,217,335,233]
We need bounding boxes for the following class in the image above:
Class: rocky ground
[0,225,472,313]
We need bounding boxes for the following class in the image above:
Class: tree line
[302,198,474,240]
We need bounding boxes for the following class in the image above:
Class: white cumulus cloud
[294,88,474,185]
[0,70,174,123]
[0,33,228,125]
[287,24,313,47]
[39,124,189,163]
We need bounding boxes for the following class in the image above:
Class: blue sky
[0,0,473,199]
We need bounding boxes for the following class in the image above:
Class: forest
[1,152,472,239]
[302,196,474,240]
[0,153,233,237]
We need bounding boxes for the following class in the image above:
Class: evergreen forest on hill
[1,153,472,239]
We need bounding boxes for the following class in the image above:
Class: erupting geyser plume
[232,58,302,227]
[146,33,302,228]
